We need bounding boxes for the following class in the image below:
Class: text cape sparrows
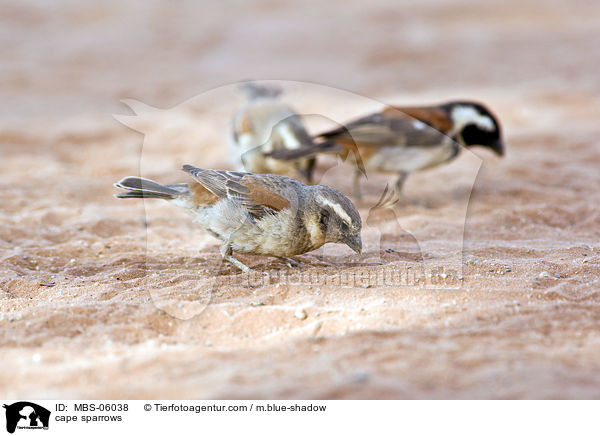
[230,83,316,183]
[268,101,505,200]
[114,165,362,272]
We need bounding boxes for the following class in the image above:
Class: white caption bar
[0,400,597,435]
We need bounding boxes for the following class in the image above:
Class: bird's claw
[280,257,301,268]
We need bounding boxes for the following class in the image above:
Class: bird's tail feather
[266,138,366,178]
[114,177,185,199]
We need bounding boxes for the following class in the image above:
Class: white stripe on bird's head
[316,194,352,225]
[451,105,495,133]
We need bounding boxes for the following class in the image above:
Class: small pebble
[505,267,511,273]
[539,271,550,278]
[554,273,561,278]
[294,308,307,320]
[250,301,264,307]
[32,353,41,363]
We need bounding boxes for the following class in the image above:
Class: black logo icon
[3,402,50,434]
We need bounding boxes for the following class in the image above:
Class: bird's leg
[296,163,312,185]
[394,171,408,195]
[278,257,301,268]
[394,172,428,207]
[220,243,251,273]
[295,157,316,185]
[353,168,363,201]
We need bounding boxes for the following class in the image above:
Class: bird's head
[304,186,362,253]
[444,101,504,156]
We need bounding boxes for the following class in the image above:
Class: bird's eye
[460,124,482,145]
[319,209,330,230]
[340,222,349,232]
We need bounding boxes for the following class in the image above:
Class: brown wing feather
[189,183,218,205]
[182,165,291,219]
[318,113,447,153]
[385,106,453,133]
[244,181,290,211]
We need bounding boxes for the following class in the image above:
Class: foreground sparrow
[230,83,316,183]
[269,101,504,201]
[115,165,362,272]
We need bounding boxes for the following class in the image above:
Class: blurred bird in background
[230,83,317,183]
[269,101,504,203]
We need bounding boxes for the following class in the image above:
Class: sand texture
[1,0,600,399]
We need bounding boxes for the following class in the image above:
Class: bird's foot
[279,257,301,268]
[221,244,252,273]
[223,254,252,273]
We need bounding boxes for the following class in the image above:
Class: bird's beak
[344,234,362,254]
[491,138,505,156]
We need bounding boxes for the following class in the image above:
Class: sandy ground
[1,0,600,399]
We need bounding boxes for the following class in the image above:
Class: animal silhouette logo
[3,402,50,433]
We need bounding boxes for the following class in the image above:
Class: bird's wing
[318,111,449,148]
[267,109,451,179]
[182,165,291,219]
